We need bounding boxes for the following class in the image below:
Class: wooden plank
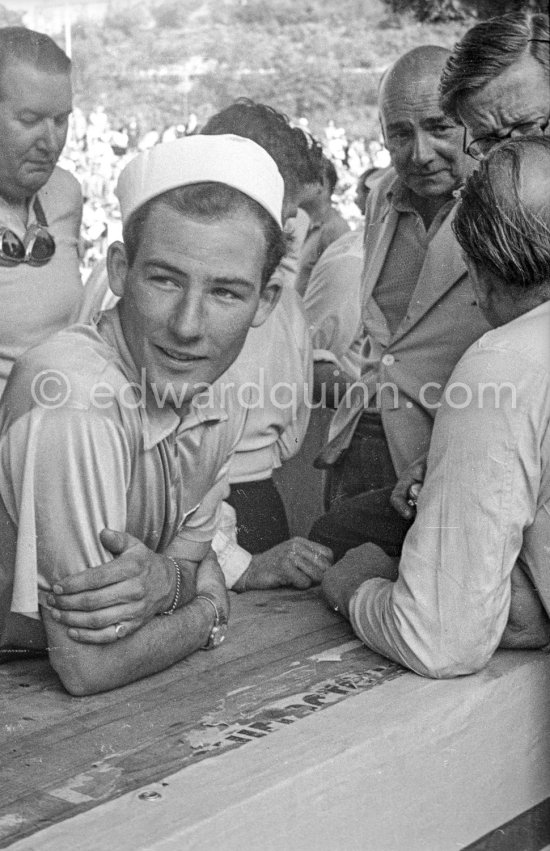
[0,588,344,761]
[0,625,355,782]
[0,589,405,847]
[0,588,340,730]
[8,648,549,851]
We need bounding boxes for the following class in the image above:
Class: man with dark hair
[322,137,550,678]
[202,98,324,220]
[0,134,284,695]
[440,12,549,161]
[202,98,322,293]
[0,26,82,396]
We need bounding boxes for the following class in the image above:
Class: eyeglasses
[463,36,550,161]
[0,197,55,267]
[463,117,550,161]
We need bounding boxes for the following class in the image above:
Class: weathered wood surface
[7,644,550,851]
[3,588,550,851]
[0,587,404,847]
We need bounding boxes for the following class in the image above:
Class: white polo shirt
[0,308,247,651]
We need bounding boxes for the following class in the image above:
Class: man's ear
[464,253,497,313]
[106,241,129,298]
[250,280,282,328]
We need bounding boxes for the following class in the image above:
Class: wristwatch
[196,593,228,650]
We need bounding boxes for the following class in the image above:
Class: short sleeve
[0,405,131,617]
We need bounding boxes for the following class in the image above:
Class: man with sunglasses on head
[440,12,549,163]
[0,26,82,398]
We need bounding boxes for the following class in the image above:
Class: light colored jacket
[323,168,491,476]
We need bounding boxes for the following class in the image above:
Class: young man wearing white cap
[0,134,284,695]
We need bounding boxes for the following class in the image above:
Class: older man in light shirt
[322,137,550,677]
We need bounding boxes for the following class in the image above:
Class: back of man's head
[201,99,324,200]
[440,12,550,123]
[453,136,550,293]
[0,27,70,92]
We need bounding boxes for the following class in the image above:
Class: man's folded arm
[45,529,202,644]
[42,442,233,642]
[43,546,228,695]
[42,587,214,695]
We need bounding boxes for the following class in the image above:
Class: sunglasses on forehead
[0,197,55,267]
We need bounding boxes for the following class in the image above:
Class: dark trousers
[309,412,412,561]
[226,478,290,555]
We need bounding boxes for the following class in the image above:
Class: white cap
[116,134,284,228]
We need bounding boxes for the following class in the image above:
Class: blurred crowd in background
[59,103,391,274]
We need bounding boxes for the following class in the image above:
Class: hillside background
[0,0,545,140]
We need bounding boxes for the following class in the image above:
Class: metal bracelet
[160,557,182,615]
[195,594,219,622]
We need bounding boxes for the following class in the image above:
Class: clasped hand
[390,454,427,519]
[234,537,333,592]
[44,529,191,644]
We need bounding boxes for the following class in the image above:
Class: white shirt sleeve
[211,501,251,589]
[303,232,365,378]
[349,343,549,678]
[272,288,313,465]
[0,406,130,618]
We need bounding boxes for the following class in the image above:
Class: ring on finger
[114,622,125,640]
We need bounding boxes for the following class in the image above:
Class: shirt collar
[386,178,416,214]
[97,307,228,450]
[385,177,457,234]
